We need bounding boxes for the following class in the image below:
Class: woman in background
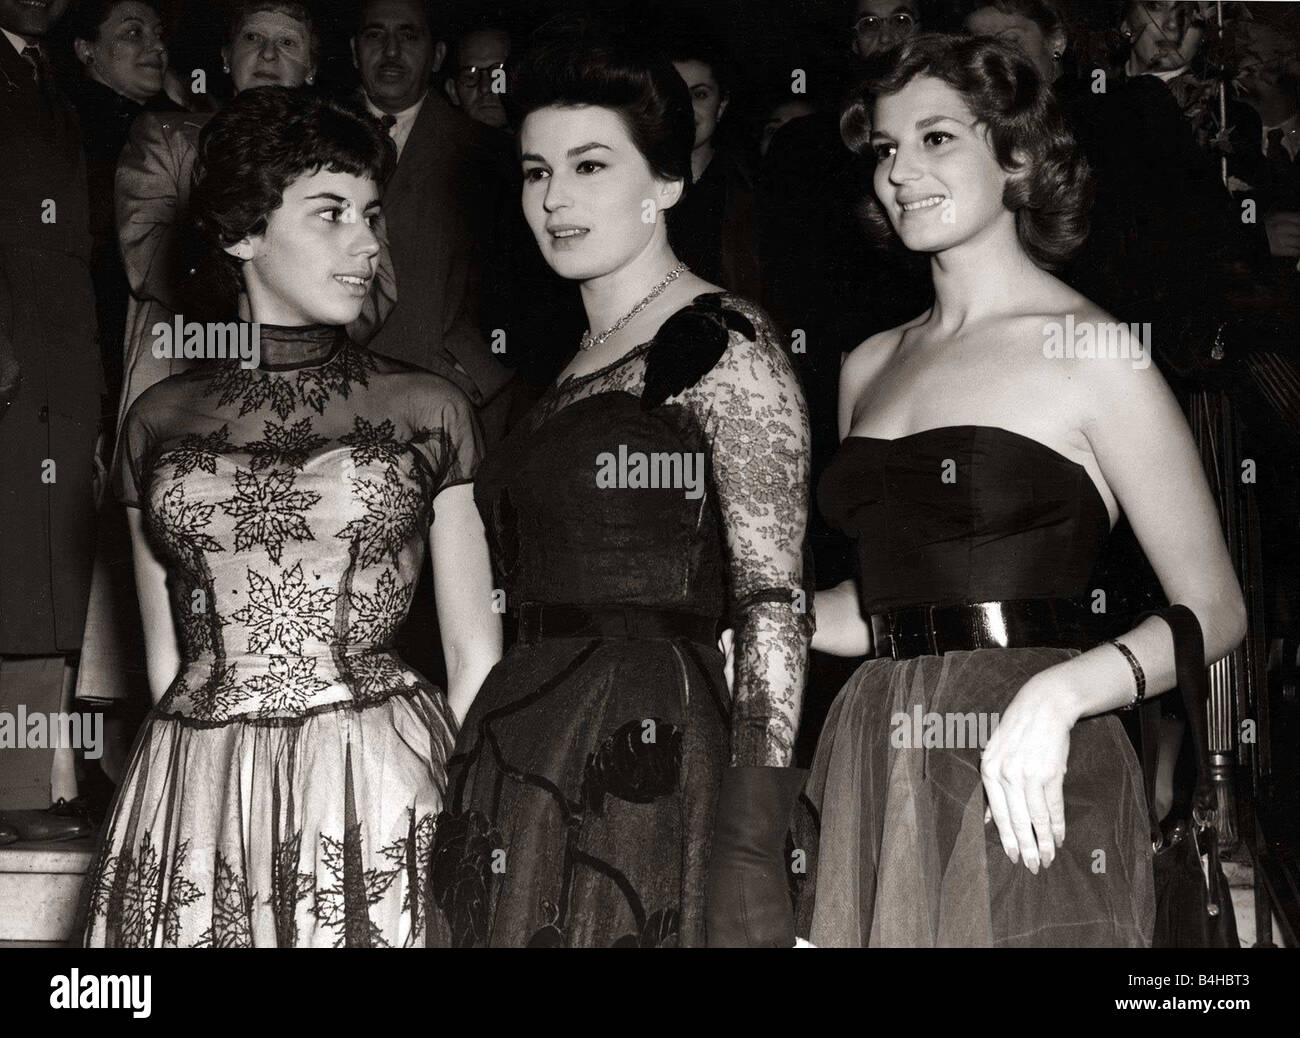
[67,0,175,419]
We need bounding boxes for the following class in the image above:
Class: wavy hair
[841,32,1091,269]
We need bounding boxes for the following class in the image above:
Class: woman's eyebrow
[915,114,970,130]
[521,143,613,164]
[565,142,612,157]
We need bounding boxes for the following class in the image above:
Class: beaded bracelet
[1109,639,1146,709]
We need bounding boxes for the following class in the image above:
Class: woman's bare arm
[808,335,896,657]
[1048,334,1246,719]
[979,328,1246,873]
[428,483,502,726]
[126,508,182,704]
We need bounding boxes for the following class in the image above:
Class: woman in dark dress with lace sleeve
[428,19,813,948]
[802,34,1246,946]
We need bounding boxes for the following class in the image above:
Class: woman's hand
[718,628,735,698]
[979,672,1080,874]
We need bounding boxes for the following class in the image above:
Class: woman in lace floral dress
[428,21,813,948]
[81,88,501,947]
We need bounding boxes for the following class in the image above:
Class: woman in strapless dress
[798,34,1247,947]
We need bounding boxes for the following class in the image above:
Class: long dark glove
[706,765,807,947]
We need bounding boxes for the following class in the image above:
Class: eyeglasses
[455,62,506,89]
[853,12,917,36]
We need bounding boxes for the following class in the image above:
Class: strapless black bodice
[474,389,727,615]
[818,425,1111,613]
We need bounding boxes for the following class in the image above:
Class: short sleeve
[112,393,154,509]
[410,378,486,500]
[679,303,814,767]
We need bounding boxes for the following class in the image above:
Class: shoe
[1,804,92,842]
[47,796,94,824]
[0,823,17,846]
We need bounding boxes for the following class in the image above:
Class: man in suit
[1235,20,1300,289]
[352,0,514,443]
[442,21,510,132]
[0,0,98,839]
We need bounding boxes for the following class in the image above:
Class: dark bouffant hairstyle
[181,87,393,320]
[840,33,1091,269]
[508,15,697,191]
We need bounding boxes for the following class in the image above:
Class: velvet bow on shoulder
[641,293,756,410]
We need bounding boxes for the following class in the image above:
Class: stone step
[0,836,95,944]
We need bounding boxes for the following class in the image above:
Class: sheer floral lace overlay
[525,293,813,767]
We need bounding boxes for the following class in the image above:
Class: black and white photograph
[0,0,1297,1008]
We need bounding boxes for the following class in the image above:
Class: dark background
[47,1,1300,152]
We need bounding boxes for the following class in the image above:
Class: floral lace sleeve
[666,297,813,767]
[403,376,486,501]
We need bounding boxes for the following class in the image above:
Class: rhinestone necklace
[578,262,689,351]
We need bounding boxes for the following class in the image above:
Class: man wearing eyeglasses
[851,0,920,60]
[444,24,510,132]
[350,0,512,429]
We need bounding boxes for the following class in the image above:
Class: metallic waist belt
[513,602,718,648]
[869,598,1091,660]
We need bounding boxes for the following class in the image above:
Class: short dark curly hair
[840,32,1091,269]
[508,14,696,191]
[182,87,393,319]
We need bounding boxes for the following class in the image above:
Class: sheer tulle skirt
[80,687,455,947]
[797,647,1155,947]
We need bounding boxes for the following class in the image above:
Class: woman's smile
[898,193,947,213]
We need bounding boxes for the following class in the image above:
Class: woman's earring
[1122,28,1133,40]
[222,63,230,74]
[305,74,315,85]
[1051,49,1062,61]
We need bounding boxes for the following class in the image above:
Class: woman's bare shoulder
[842,312,925,381]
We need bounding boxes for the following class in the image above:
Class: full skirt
[80,686,455,947]
[429,635,730,947]
[797,647,1155,947]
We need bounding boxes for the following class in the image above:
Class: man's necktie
[381,114,397,134]
[20,44,48,86]
[1267,127,1286,164]
[19,43,57,113]
[1265,127,1294,201]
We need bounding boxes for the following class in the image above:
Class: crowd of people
[0,0,1295,947]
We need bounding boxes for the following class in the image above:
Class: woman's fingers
[980,760,1019,864]
[1045,775,1067,848]
[1000,776,1041,874]
[1024,782,1057,869]
[717,628,735,697]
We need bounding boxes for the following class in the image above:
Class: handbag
[1140,604,1240,948]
